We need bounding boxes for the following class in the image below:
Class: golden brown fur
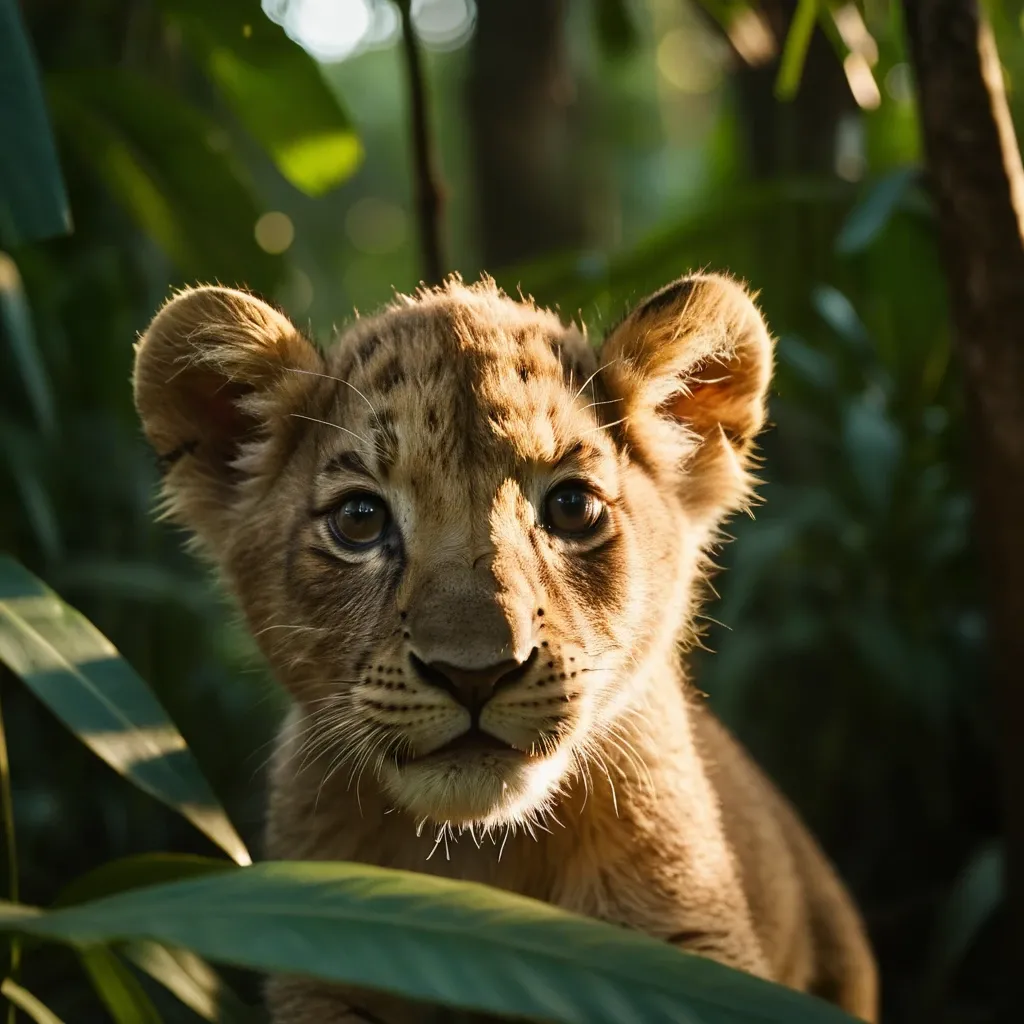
[134,273,878,1022]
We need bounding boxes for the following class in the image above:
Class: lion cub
[134,273,878,1022]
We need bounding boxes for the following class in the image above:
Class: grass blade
[774,0,818,101]
[80,947,163,1024]
[0,557,250,866]
[123,943,259,1024]
[0,679,18,1024]
[0,254,56,436]
[57,858,253,1022]
[0,979,64,1024]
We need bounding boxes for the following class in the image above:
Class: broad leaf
[46,70,282,296]
[0,861,857,1024]
[163,0,362,196]
[55,854,236,908]
[0,556,251,865]
[0,0,71,243]
[57,854,254,1023]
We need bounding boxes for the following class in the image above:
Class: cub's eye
[328,492,389,549]
[544,483,605,537]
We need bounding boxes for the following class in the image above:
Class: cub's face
[134,276,771,827]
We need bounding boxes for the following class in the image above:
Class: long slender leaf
[0,979,64,1024]
[0,674,19,1024]
[927,841,1004,978]
[774,0,818,101]
[0,0,71,243]
[55,854,235,908]
[163,0,362,196]
[123,943,259,1024]
[0,253,56,436]
[46,70,282,296]
[836,168,921,254]
[80,947,164,1024]
[0,862,857,1024]
[0,557,251,866]
[58,857,253,1022]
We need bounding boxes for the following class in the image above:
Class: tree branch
[397,2,445,285]
[904,0,1024,999]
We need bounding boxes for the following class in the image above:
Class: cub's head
[134,274,772,828]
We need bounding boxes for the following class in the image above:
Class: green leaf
[0,978,64,1024]
[0,0,72,244]
[0,423,62,563]
[841,392,903,513]
[774,0,818,101]
[776,334,838,393]
[836,168,920,255]
[50,560,214,617]
[0,556,251,866]
[0,861,857,1024]
[811,286,873,357]
[122,943,259,1024]
[927,842,1004,977]
[80,947,164,1024]
[0,253,56,435]
[46,70,281,296]
[58,858,253,1022]
[500,178,854,321]
[55,854,236,908]
[162,0,362,196]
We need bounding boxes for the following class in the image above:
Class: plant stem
[397,0,446,285]
[0,675,19,1024]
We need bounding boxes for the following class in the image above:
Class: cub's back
[693,706,878,1020]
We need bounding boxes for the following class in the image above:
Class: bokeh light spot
[656,28,721,94]
[345,198,408,255]
[255,212,295,254]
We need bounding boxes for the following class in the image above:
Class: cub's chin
[382,743,571,827]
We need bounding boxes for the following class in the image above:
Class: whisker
[283,367,385,432]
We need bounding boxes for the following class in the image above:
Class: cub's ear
[598,273,773,525]
[133,285,322,547]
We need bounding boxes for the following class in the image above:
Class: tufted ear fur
[133,285,323,549]
[598,273,773,526]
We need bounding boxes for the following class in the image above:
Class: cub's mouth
[403,726,541,765]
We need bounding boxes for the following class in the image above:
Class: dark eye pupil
[330,494,387,547]
[346,498,377,522]
[557,492,588,521]
[546,485,602,535]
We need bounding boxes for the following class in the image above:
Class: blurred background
[0,0,1016,1019]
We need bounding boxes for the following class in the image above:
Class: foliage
[0,0,1009,1021]
[0,560,857,1023]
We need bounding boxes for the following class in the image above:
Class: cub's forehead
[317,289,603,471]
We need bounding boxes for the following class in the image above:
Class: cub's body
[134,274,878,1023]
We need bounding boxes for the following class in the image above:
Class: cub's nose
[411,651,536,712]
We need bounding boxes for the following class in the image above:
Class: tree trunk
[903,0,1024,1004]
[465,0,590,268]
